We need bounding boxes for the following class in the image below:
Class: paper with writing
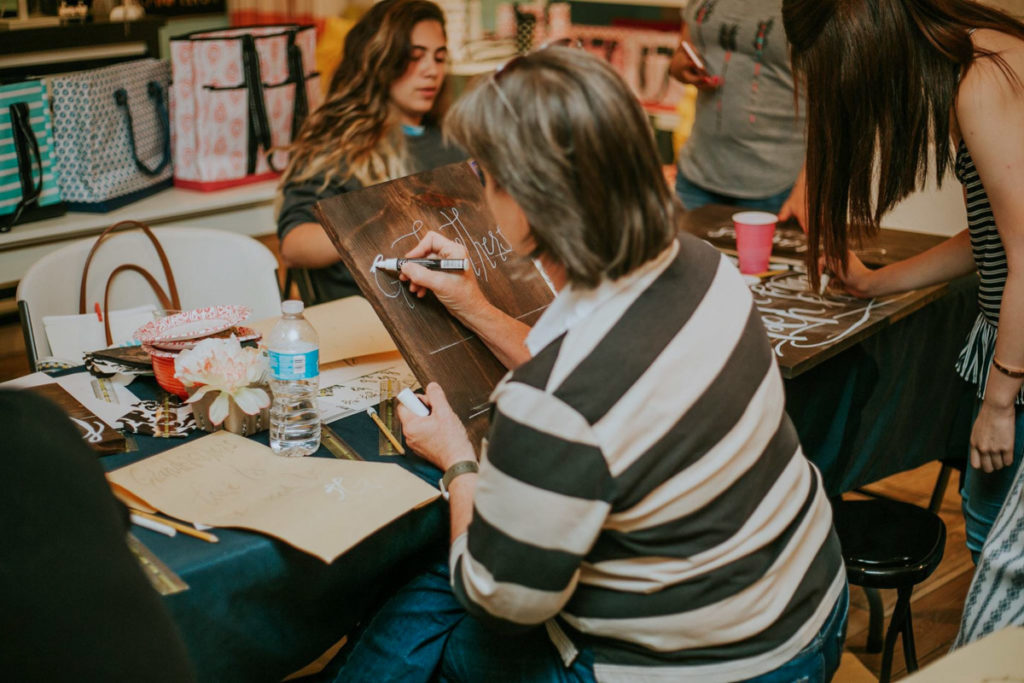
[106,431,439,563]
[318,351,417,423]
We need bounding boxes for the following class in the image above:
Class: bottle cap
[282,299,304,315]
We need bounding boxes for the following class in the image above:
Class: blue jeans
[740,585,849,683]
[962,402,1024,560]
[334,556,848,682]
[675,171,792,214]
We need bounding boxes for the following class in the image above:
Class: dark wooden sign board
[30,383,128,455]
[316,162,554,446]
[680,204,949,378]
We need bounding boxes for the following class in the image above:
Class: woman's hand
[396,382,476,471]
[777,166,808,232]
[400,231,490,321]
[823,251,878,298]
[969,399,1016,473]
[669,46,720,91]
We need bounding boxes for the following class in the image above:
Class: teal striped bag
[0,80,65,232]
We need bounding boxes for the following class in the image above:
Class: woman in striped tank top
[782,0,1024,645]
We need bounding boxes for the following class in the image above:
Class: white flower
[174,336,270,425]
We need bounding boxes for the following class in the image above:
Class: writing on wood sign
[316,162,554,446]
[680,203,947,378]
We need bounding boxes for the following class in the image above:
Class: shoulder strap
[79,220,182,314]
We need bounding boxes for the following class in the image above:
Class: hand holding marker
[681,41,723,88]
[371,254,468,273]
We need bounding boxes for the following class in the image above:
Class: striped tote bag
[0,80,65,232]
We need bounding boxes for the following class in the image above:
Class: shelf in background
[0,181,278,289]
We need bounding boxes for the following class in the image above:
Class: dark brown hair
[445,48,680,288]
[282,0,447,188]
[783,0,1024,283]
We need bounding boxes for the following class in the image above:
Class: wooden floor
[0,230,973,680]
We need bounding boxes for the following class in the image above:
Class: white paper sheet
[43,304,157,364]
[56,372,139,429]
[317,351,418,423]
[0,372,56,389]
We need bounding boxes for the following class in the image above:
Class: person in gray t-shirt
[669,0,806,225]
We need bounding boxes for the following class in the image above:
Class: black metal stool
[832,498,946,683]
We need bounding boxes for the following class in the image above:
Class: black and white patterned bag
[50,59,173,212]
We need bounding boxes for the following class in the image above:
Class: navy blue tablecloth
[785,274,979,494]
[99,381,446,683]
[86,273,977,680]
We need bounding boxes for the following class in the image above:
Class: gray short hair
[445,47,681,288]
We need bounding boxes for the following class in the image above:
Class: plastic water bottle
[267,300,320,456]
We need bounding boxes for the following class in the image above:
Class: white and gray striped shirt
[449,235,845,682]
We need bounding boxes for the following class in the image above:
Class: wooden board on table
[29,382,127,454]
[680,204,949,378]
[316,162,554,447]
[682,203,946,268]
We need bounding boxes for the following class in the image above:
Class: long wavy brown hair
[782,0,1024,285]
[281,0,447,189]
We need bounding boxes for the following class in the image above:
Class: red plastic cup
[732,211,777,274]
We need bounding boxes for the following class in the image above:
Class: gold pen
[367,407,405,455]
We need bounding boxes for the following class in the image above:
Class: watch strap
[440,460,479,498]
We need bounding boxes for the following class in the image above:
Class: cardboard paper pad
[107,432,440,562]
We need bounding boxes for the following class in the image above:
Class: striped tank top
[953,138,1024,405]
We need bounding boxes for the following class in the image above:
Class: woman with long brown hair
[276,0,465,302]
[782,0,1024,642]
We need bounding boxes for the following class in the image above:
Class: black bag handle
[113,80,172,177]
[242,34,282,174]
[287,30,310,140]
[2,102,44,233]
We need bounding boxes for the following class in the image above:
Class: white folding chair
[17,225,282,369]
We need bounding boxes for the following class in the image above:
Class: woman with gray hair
[335,47,846,682]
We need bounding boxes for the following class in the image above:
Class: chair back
[17,226,282,368]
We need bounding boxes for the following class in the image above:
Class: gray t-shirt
[677,0,805,198]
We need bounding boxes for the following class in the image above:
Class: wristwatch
[439,461,479,500]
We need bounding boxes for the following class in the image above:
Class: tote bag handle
[1,102,44,233]
[113,80,172,177]
[79,220,183,345]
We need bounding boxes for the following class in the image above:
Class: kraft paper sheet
[107,431,439,562]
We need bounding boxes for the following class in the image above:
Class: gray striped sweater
[449,234,845,682]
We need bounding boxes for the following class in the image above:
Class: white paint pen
[397,388,430,417]
[819,272,831,296]
[130,513,177,537]
[371,254,468,273]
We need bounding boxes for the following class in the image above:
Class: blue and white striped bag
[0,80,65,232]
[50,59,173,212]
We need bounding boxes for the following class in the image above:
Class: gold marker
[367,407,405,455]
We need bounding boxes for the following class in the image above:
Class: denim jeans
[334,554,849,683]
[675,171,792,214]
[740,584,849,683]
[332,556,594,683]
[962,403,1024,559]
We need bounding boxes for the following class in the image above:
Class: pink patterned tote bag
[170,25,321,191]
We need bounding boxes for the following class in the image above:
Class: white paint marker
[130,513,177,537]
[397,388,430,417]
[371,255,468,273]
[819,272,831,296]
[681,40,707,73]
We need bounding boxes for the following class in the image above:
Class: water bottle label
[269,349,319,380]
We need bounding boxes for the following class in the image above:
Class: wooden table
[680,204,949,378]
